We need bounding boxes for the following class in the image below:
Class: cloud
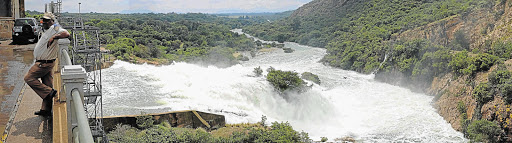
[26,0,312,13]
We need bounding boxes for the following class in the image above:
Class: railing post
[58,38,72,69]
[61,65,87,143]
[58,38,72,103]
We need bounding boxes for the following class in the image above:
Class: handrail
[59,39,95,143]
[71,89,94,143]
[61,48,72,66]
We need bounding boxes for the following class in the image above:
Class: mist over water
[102,30,467,142]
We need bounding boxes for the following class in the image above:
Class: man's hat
[42,12,55,20]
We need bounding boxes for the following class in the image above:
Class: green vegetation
[108,116,311,143]
[24,10,43,19]
[253,66,263,77]
[136,114,154,130]
[376,39,452,89]
[245,0,507,92]
[491,40,512,59]
[95,15,254,66]
[301,72,321,85]
[488,67,512,103]
[472,83,495,120]
[466,120,503,143]
[283,47,294,53]
[266,69,305,93]
[449,52,499,76]
[458,101,470,135]
[246,0,495,72]
[63,13,289,66]
[320,137,328,142]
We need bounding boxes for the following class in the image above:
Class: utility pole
[78,2,81,16]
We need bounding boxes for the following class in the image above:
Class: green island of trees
[266,68,305,93]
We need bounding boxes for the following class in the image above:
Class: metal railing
[58,39,94,143]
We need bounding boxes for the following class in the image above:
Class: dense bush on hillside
[245,0,494,73]
[375,39,452,89]
[472,83,495,120]
[466,120,503,142]
[449,52,499,76]
[491,40,512,59]
[488,68,512,103]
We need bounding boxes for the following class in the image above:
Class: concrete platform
[5,85,52,143]
[4,57,67,143]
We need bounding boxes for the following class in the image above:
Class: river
[102,29,467,142]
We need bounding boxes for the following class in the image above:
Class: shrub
[140,126,177,142]
[488,69,512,85]
[499,83,512,104]
[266,69,305,92]
[491,41,512,59]
[321,137,328,142]
[283,47,294,53]
[488,69,512,103]
[301,72,321,85]
[450,52,498,76]
[472,83,495,120]
[473,83,494,105]
[249,122,310,143]
[466,120,503,142]
[237,55,249,61]
[449,51,469,75]
[136,114,154,130]
[452,30,470,50]
[472,53,498,72]
[108,124,142,142]
[457,101,466,114]
[253,66,263,77]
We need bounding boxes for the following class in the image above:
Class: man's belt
[36,59,55,63]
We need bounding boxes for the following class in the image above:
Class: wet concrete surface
[0,40,35,140]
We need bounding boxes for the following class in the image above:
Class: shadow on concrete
[10,116,52,143]
[9,41,33,45]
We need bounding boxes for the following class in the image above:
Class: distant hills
[120,9,153,14]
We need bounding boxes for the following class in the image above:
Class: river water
[102,29,467,142]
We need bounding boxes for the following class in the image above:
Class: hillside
[245,0,512,142]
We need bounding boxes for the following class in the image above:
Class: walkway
[1,44,68,142]
[5,85,52,143]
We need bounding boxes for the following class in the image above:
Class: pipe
[71,89,94,143]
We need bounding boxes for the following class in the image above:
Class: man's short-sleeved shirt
[33,24,67,60]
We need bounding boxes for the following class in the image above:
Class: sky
[26,0,314,14]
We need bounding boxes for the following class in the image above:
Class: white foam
[102,33,467,142]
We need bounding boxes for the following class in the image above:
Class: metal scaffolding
[71,25,107,143]
[54,3,107,142]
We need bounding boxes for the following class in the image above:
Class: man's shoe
[34,110,51,116]
[48,89,57,98]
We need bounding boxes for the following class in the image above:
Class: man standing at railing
[24,12,70,116]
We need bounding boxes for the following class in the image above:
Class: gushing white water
[102,30,467,142]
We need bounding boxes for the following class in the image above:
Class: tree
[266,69,304,93]
[472,83,494,120]
[467,120,503,142]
